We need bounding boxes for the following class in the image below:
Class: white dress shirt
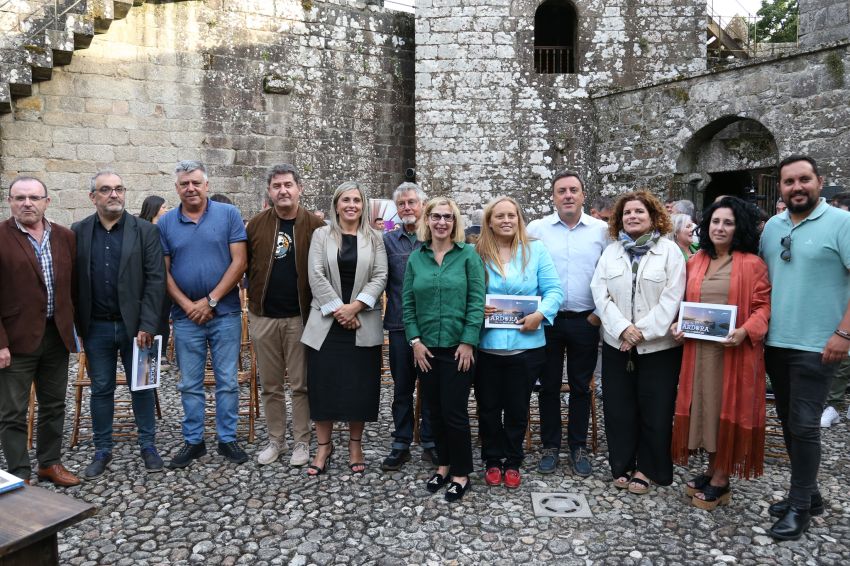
[527,211,609,312]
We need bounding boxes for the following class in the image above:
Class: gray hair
[266,164,302,187]
[9,175,47,196]
[671,199,695,219]
[668,213,693,241]
[592,196,614,211]
[392,182,427,204]
[551,169,586,192]
[89,169,122,193]
[174,160,207,180]
[469,208,484,225]
[327,181,372,241]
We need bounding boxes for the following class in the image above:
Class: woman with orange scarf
[671,197,771,510]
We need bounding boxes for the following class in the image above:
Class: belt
[93,314,122,322]
[556,310,593,320]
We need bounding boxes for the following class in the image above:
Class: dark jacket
[246,205,325,323]
[72,211,166,339]
[0,217,77,353]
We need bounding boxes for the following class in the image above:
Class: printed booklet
[0,468,25,494]
[131,335,163,391]
[484,294,542,329]
[677,302,738,342]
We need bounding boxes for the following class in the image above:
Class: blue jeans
[388,330,434,450]
[85,320,156,451]
[173,313,241,444]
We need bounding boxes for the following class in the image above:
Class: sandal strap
[699,483,730,501]
[629,477,649,488]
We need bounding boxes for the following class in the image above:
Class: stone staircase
[0,0,149,114]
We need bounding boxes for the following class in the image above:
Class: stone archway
[674,116,779,213]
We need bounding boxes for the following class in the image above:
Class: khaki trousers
[249,313,310,445]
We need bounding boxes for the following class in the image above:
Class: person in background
[373,217,385,231]
[671,199,696,222]
[774,198,787,215]
[139,195,172,364]
[139,196,169,224]
[301,181,387,476]
[671,197,771,510]
[475,196,562,489]
[210,194,234,205]
[669,213,696,261]
[590,191,685,495]
[590,196,615,223]
[404,197,485,502]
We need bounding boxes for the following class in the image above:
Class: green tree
[753,0,799,43]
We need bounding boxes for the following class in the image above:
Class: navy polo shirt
[158,199,247,319]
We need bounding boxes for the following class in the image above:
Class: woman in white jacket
[590,191,686,495]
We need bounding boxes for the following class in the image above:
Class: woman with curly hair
[590,191,686,495]
[671,196,771,510]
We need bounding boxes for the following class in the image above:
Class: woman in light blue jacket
[475,196,563,489]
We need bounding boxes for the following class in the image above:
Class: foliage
[752,0,798,43]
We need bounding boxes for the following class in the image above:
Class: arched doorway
[675,116,779,215]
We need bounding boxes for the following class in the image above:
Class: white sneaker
[820,406,840,428]
[290,441,310,467]
[846,406,850,421]
[257,441,283,465]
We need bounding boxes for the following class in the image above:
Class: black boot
[769,506,811,541]
[768,493,824,518]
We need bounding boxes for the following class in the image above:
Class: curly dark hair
[608,190,672,239]
[698,196,760,257]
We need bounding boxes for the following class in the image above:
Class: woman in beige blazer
[301,181,388,476]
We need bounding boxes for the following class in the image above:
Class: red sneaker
[504,469,521,489]
[485,466,502,486]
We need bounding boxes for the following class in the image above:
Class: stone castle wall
[0,0,415,224]
[414,0,706,218]
[800,0,850,47]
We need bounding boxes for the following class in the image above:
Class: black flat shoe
[769,506,811,541]
[425,472,448,493]
[445,479,471,502]
[768,494,825,518]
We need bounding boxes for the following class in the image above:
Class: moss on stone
[825,52,845,88]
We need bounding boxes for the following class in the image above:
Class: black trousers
[418,347,473,477]
[388,330,434,450]
[601,343,681,486]
[765,346,835,509]
[475,348,545,469]
[539,315,600,451]
[0,321,70,480]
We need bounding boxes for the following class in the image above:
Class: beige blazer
[301,225,388,350]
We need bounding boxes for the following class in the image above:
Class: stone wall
[592,42,850,197]
[800,0,850,47]
[415,0,706,218]
[0,0,415,224]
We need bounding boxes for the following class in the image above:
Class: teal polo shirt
[760,198,850,352]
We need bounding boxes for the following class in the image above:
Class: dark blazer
[0,217,77,354]
[72,211,166,339]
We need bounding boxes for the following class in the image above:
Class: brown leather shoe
[37,464,81,487]
[23,478,31,485]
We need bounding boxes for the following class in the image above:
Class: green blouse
[402,241,485,347]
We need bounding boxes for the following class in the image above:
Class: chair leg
[70,352,87,449]
[154,389,162,419]
[27,383,36,450]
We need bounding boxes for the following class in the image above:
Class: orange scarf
[671,251,771,479]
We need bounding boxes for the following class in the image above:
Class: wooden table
[0,485,96,566]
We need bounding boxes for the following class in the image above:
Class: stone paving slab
[4,362,850,565]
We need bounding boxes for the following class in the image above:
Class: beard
[784,192,818,214]
[399,214,418,225]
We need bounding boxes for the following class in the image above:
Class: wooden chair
[524,375,599,453]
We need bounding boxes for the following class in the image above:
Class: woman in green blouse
[402,197,485,502]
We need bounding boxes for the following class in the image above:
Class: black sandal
[349,437,365,474]
[685,474,712,497]
[307,441,333,476]
[692,482,731,510]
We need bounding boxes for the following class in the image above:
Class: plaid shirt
[15,218,55,318]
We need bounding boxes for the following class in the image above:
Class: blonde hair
[476,196,531,277]
[417,197,465,243]
[327,181,372,242]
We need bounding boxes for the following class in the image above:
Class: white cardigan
[590,237,686,354]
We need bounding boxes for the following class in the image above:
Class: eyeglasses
[10,195,47,203]
[429,213,454,223]
[780,234,792,262]
[95,186,126,195]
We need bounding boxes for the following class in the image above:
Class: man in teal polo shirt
[760,154,850,541]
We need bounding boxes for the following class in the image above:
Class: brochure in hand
[131,335,163,391]
[0,468,25,494]
[677,302,738,342]
[484,294,542,329]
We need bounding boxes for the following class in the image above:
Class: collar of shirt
[177,200,211,224]
[14,217,52,244]
[97,210,127,231]
[421,240,467,253]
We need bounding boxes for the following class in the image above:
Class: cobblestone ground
[5,359,850,565]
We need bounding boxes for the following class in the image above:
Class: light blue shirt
[760,198,850,352]
[478,240,564,351]
[527,211,608,312]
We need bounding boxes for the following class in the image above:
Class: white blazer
[590,237,685,354]
[301,226,388,350]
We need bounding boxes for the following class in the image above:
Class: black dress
[307,234,381,421]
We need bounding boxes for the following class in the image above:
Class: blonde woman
[403,197,485,502]
[475,196,562,489]
[301,181,388,476]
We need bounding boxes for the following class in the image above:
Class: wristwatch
[206,295,218,308]
[409,337,421,347]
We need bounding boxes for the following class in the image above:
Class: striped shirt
[15,218,55,318]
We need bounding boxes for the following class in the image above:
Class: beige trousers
[249,313,310,445]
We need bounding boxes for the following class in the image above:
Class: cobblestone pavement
[5,360,850,565]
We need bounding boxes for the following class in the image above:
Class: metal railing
[2,0,87,46]
[534,45,574,74]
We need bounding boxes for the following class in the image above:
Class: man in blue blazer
[73,169,166,478]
